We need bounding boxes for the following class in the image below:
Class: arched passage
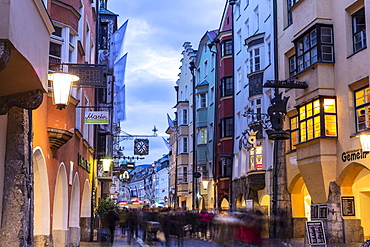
[52,163,69,246]
[339,162,370,241]
[69,173,81,246]
[33,147,51,246]
[80,179,92,241]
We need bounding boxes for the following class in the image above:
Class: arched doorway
[80,179,91,241]
[52,163,69,246]
[33,147,51,246]
[69,173,80,246]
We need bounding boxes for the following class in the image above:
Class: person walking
[106,207,119,244]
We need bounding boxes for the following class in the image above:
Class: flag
[162,137,172,152]
[167,113,176,131]
[113,54,127,123]
[109,20,128,69]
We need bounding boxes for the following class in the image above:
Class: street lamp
[189,61,199,210]
[48,72,79,110]
[228,0,237,5]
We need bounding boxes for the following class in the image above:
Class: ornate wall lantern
[101,158,112,172]
[360,134,370,151]
[48,72,79,110]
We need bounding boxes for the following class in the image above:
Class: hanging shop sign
[85,111,109,124]
[134,139,149,155]
[68,64,104,86]
[341,196,355,217]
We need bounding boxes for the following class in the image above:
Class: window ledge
[347,46,367,59]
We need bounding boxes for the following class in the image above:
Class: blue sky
[107,0,226,165]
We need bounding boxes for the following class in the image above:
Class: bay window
[290,25,334,76]
[221,77,233,97]
[249,146,263,171]
[298,97,337,142]
[221,117,233,138]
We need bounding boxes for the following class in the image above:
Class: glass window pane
[300,121,307,142]
[307,118,313,140]
[365,88,370,103]
[291,130,298,148]
[322,45,333,62]
[306,103,313,117]
[356,89,365,106]
[310,29,317,46]
[357,108,366,130]
[314,116,321,137]
[311,47,318,63]
[321,27,333,44]
[291,117,297,129]
[304,52,311,68]
[325,115,337,136]
[304,35,310,51]
[313,100,320,114]
[324,98,336,113]
[300,106,306,120]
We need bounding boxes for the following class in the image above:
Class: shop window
[355,86,370,131]
[352,8,366,53]
[299,97,337,142]
[249,146,263,171]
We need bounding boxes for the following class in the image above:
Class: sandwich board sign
[306,221,326,246]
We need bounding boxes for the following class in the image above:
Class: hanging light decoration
[48,72,79,110]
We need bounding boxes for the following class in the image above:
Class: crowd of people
[105,206,266,246]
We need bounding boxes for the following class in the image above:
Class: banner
[85,111,109,124]
[109,20,128,69]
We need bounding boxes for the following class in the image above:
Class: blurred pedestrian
[106,207,119,244]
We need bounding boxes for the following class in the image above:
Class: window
[52,26,62,37]
[238,30,242,52]
[204,60,208,78]
[49,42,62,58]
[290,25,334,75]
[355,86,370,131]
[199,127,207,144]
[222,40,233,56]
[182,109,188,125]
[249,47,261,73]
[245,19,250,38]
[198,93,207,108]
[221,117,233,138]
[179,137,188,154]
[290,116,299,150]
[299,97,337,142]
[254,6,259,31]
[183,167,188,183]
[352,8,366,53]
[221,77,233,97]
[287,0,300,26]
[219,158,232,177]
[267,42,271,65]
[249,97,262,122]
[249,146,263,170]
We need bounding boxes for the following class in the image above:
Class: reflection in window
[355,87,370,131]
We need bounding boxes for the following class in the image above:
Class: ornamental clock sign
[134,139,149,155]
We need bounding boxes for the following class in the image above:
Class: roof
[99,8,118,16]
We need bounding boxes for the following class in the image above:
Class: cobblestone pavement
[81,230,363,247]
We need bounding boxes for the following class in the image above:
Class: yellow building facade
[278,0,370,243]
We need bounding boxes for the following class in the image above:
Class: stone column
[270,140,293,239]
[325,182,344,244]
[0,107,33,246]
